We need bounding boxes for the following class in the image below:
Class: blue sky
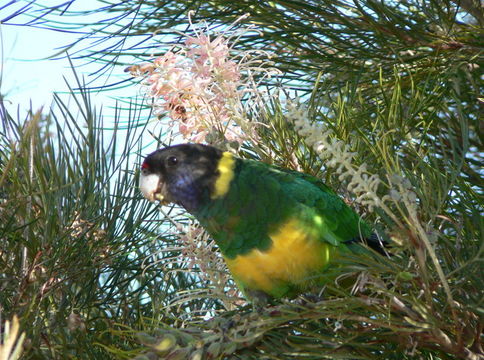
[0,0,128,116]
[0,0,165,161]
[1,22,73,111]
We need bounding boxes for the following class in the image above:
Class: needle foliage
[0,0,482,359]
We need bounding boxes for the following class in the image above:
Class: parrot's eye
[166,156,178,167]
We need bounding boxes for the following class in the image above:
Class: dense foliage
[1,0,482,359]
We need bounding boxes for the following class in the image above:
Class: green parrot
[139,143,382,301]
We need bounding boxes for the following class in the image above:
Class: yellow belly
[225,217,335,296]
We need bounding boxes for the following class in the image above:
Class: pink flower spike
[129,14,279,145]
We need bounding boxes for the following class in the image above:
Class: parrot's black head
[139,143,224,212]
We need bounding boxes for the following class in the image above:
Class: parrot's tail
[349,233,388,255]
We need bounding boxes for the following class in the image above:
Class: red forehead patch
[141,162,150,170]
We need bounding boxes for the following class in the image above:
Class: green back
[195,158,372,258]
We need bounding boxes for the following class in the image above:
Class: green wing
[198,158,372,258]
[262,162,373,246]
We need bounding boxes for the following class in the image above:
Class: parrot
[139,143,383,302]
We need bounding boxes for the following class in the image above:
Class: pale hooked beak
[139,172,170,204]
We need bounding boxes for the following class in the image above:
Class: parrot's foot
[295,293,325,307]
[246,289,275,311]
